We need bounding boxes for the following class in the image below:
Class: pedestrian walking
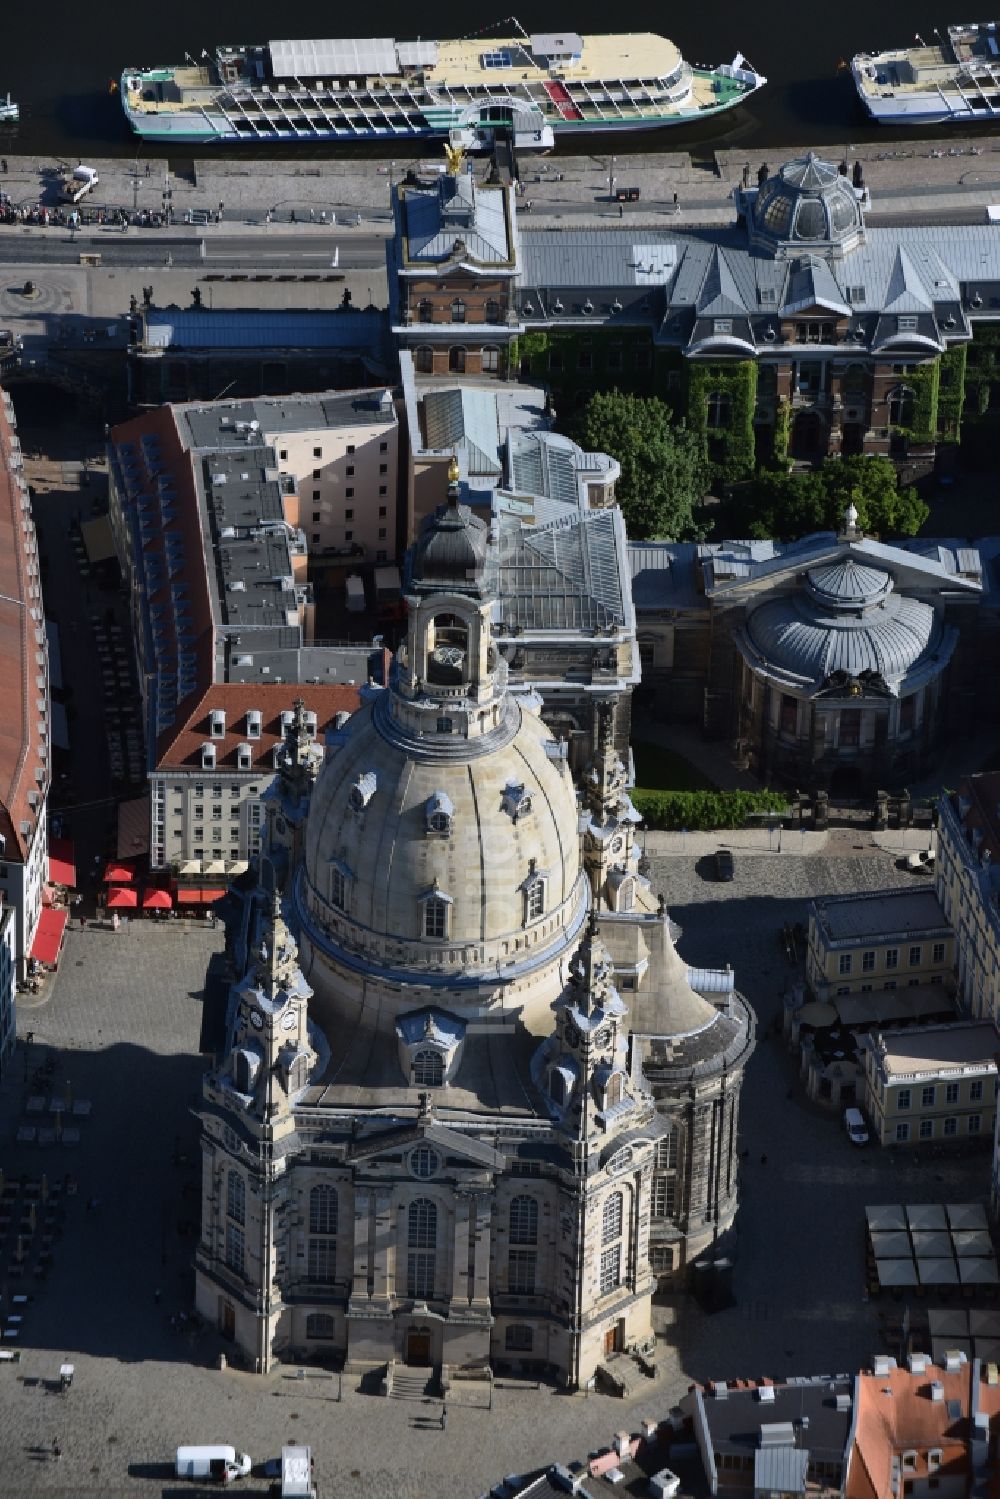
[672,191,679,211]
[440,1402,447,1430]
[618,203,624,219]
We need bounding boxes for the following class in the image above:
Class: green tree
[571,390,709,539]
[726,456,929,541]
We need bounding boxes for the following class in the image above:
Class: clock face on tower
[280,1010,297,1032]
[611,836,624,855]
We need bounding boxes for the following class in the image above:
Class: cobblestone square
[0,850,988,1496]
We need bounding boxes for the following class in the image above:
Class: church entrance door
[604,1323,622,1356]
[405,1328,432,1366]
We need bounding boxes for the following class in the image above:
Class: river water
[0,1,992,159]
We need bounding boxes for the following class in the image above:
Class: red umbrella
[106,885,138,909]
[140,888,172,910]
[102,861,138,884]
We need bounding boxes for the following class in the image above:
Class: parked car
[714,848,735,882]
[843,1106,870,1146]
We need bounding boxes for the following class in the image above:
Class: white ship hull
[853,23,1000,124]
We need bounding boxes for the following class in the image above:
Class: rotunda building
[735,553,958,791]
[749,151,866,258]
[295,481,589,1034]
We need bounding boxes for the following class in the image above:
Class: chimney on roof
[908,1354,928,1376]
[930,1382,945,1402]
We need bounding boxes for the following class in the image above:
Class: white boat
[852,22,1000,124]
[121,25,765,149]
[0,94,18,124]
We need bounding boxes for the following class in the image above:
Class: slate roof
[400,173,514,268]
[0,397,48,862]
[515,159,1000,350]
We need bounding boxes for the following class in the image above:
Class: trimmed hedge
[631,788,789,831]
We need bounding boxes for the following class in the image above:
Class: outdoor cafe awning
[30,907,68,967]
[103,861,137,885]
[48,838,77,888]
[106,885,138,910]
[176,888,226,905]
[140,888,172,910]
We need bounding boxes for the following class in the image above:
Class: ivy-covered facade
[390,152,1000,484]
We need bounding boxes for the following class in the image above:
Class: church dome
[296,689,587,1008]
[408,489,490,594]
[751,152,864,258]
[739,557,946,693]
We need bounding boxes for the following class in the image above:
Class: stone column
[451,1194,472,1303]
[371,1190,392,1302]
[351,1188,371,1300]
[470,1192,492,1308]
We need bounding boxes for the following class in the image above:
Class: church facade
[194,479,754,1387]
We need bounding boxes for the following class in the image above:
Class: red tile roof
[154,683,361,771]
[848,1362,971,1499]
[0,394,48,862]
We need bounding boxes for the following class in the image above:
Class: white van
[175,1445,252,1483]
[844,1106,869,1146]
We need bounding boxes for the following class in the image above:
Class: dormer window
[280,709,295,731]
[425,791,454,838]
[502,782,532,823]
[419,885,452,940]
[246,709,262,739]
[236,742,253,771]
[349,772,377,812]
[304,710,317,736]
[412,1049,444,1086]
[201,742,216,770]
[210,709,226,738]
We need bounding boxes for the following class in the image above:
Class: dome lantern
[749,151,866,259]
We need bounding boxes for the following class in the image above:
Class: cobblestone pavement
[0,852,989,1495]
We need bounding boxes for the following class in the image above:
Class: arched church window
[306,1313,336,1340]
[330,866,347,911]
[407,1197,437,1299]
[526,877,545,923]
[412,1050,444,1087]
[227,1170,245,1226]
[423,895,448,940]
[888,385,916,427]
[410,1146,439,1179]
[307,1185,338,1284]
[602,1191,623,1245]
[655,1132,678,1171]
[606,1072,624,1107]
[309,1185,338,1235]
[509,1195,539,1245]
[619,878,635,913]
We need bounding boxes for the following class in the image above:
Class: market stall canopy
[867,1205,907,1232]
[953,1231,994,1258]
[876,1258,918,1286]
[911,1231,953,1258]
[106,885,138,910]
[917,1257,959,1285]
[908,1204,948,1232]
[959,1257,1000,1285]
[870,1231,911,1258]
[947,1203,989,1232]
[103,861,138,885]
